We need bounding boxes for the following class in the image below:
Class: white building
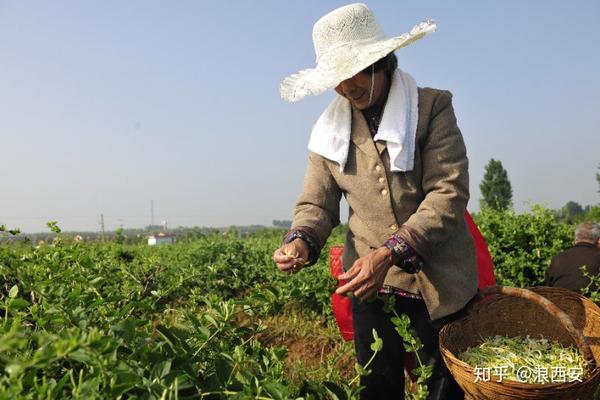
[148,232,175,246]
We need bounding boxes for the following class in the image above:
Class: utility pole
[151,200,154,228]
[100,213,105,241]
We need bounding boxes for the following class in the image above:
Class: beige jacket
[292,87,478,320]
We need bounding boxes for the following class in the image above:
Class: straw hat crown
[312,3,385,64]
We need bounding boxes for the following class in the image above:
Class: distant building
[148,232,175,246]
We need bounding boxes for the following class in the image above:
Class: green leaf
[204,314,218,327]
[9,298,29,310]
[109,378,139,398]
[380,294,396,313]
[153,359,172,379]
[8,285,18,299]
[186,313,211,339]
[263,382,287,399]
[89,277,103,285]
[69,349,92,364]
[412,365,433,380]
[370,329,383,352]
[215,356,233,385]
[323,381,347,400]
[5,362,25,377]
[110,319,141,342]
[46,221,61,234]
[354,363,367,376]
[52,372,72,398]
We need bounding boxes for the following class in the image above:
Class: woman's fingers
[286,239,310,261]
[340,277,377,301]
[353,282,377,301]
[336,263,383,300]
[273,250,294,263]
[336,269,365,295]
[273,248,306,273]
[277,261,299,272]
[338,263,360,281]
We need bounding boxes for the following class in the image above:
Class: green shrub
[473,205,573,287]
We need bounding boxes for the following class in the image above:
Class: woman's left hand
[335,247,395,302]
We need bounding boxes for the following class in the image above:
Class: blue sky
[1,1,599,233]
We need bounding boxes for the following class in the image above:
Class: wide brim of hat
[280,20,436,102]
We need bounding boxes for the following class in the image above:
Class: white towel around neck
[308,68,418,173]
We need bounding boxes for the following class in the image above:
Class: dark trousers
[352,295,468,400]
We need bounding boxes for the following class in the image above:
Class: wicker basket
[439,286,600,400]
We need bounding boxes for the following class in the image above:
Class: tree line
[479,159,600,222]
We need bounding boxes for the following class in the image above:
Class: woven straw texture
[279,3,435,102]
[439,286,600,400]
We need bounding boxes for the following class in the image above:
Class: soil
[258,317,355,381]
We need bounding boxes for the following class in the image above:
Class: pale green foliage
[380,295,432,400]
[459,335,587,383]
[580,265,600,304]
[474,205,572,286]
[0,223,376,399]
[0,225,20,236]
[46,221,61,234]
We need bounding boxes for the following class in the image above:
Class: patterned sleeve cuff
[383,233,424,274]
[283,229,320,266]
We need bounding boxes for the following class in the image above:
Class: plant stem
[349,346,380,386]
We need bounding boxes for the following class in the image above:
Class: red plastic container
[329,211,496,342]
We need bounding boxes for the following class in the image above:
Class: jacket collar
[351,107,385,160]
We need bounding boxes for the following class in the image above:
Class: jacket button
[375,165,381,172]
[378,177,385,184]
[390,224,398,231]
[381,189,388,196]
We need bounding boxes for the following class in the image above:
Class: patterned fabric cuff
[283,229,320,266]
[383,234,424,274]
[378,285,423,300]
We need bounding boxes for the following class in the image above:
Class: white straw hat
[280,3,436,102]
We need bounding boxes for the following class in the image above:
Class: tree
[585,205,600,221]
[479,158,513,211]
[563,201,584,216]
[114,227,126,244]
[559,201,585,223]
[596,164,599,194]
[272,220,292,228]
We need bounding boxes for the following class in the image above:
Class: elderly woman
[273,3,477,399]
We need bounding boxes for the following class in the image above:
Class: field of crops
[0,224,367,399]
[0,207,597,399]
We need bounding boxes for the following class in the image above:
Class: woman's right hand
[273,239,309,274]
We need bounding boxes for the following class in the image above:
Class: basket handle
[475,285,596,371]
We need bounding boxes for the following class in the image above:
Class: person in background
[545,221,600,299]
[272,3,477,399]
